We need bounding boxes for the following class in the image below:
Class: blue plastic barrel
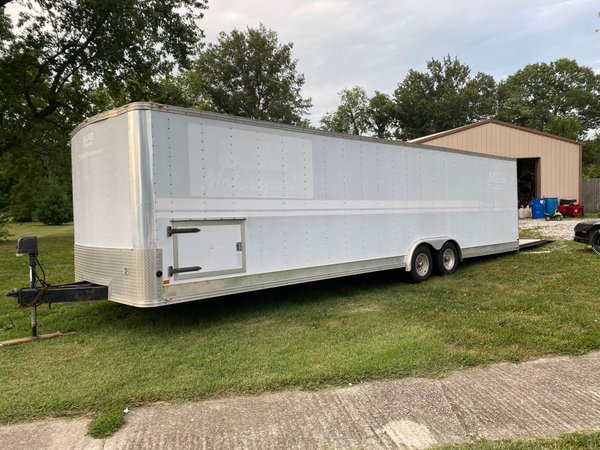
[544,197,558,215]
[531,198,545,219]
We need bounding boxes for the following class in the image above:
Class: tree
[320,87,396,138]
[187,24,312,125]
[0,0,207,220]
[33,177,72,225]
[496,59,600,140]
[583,138,600,178]
[1,0,206,152]
[393,56,496,140]
[320,86,371,135]
[0,213,10,241]
[0,5,11,46]
[369,91,396,139]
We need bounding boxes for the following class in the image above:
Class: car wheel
[590,229,600,255]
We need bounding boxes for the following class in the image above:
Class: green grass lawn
[1,222,600,437]
[437,431,600,449]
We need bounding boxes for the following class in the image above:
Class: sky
[199,0,600,124]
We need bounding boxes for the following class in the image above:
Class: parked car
[574,219,600,254]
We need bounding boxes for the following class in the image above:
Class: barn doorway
[517,158,539,207]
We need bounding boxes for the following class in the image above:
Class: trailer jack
[3,236,107,345]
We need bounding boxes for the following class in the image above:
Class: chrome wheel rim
[442,248,456,271]
[415,253,430,277]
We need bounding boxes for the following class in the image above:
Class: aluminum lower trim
[74,245,163,307]
[75,241,518,308]
[157,256,405,307]
[461,241,519,259]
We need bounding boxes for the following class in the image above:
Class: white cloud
[200,0,599,124]
[6,0,598,123]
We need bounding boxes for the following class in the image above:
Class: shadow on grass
[86,248,530,338]
[20,242,592,344]
[93,267,408,334]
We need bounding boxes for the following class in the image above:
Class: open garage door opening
[517,158,539,207]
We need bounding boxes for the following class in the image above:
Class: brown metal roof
[410,119,582,147]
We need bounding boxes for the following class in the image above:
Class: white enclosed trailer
[70,102,518,307]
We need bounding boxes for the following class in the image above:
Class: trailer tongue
[6,281,107,308]
[4,236,106,343]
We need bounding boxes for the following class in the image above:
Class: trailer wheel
[435,242,459,275]
[590,229,600,255]
[410,245,433,283]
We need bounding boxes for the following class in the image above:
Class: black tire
[410,245,433,283]
[545,215,551,221]
[590,229,600,255]
[435,242,459,275]
[556,215,562,221]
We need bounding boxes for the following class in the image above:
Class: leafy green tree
[369,91,396,139]
[0,5,11,46]
[88,75,197,113]
[0,0,206,220]
[320,86,371,135]
[3,153,46,221]
[0,213,11,241]
[496,59,600,140]
[187,24,312,125]
[33,177,72,225]
[321,87,396,138]
[583,138,600,178]
[1,0,206,153]
[393,56,496,140]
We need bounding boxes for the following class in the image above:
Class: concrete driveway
[2,350,600,449]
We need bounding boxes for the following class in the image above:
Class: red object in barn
[558,202,584,217]
[569,203,583,217]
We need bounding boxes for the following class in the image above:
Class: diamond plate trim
[75,245,164,307]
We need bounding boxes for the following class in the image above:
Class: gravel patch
[519,218,583,240]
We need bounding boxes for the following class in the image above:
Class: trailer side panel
[71,104,518,307]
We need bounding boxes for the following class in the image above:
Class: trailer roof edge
[70,102,516,162]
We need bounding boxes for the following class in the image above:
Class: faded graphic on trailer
[189,123,313,199]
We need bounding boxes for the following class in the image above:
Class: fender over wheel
[410,245,433,283]
[435,242,459,275]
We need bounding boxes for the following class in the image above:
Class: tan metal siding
[422,123,582,200]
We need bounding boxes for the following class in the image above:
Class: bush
[0,213,11,240]
[33,178,72,225]
[9,176,38,222]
